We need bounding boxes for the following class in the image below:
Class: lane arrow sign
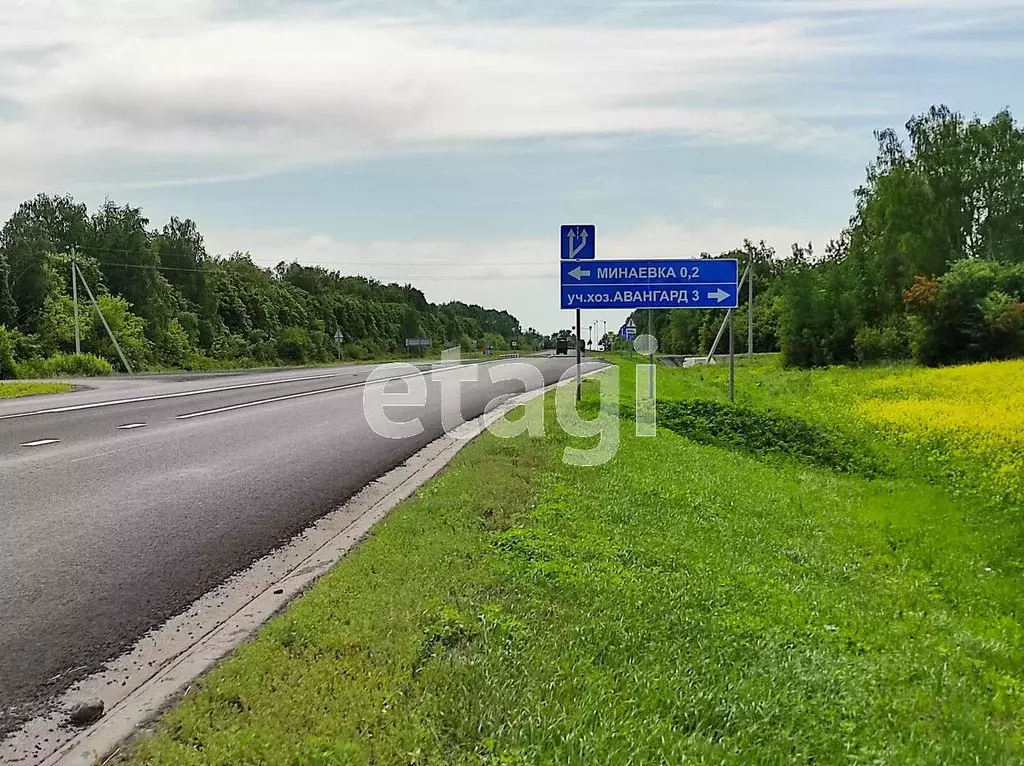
[708,288,730,303]
[568,266,591,280]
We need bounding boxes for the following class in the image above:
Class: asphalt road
[0,356,599,736]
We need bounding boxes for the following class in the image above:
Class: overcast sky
[2,0,1022,334]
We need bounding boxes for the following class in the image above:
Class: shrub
[158,319,195,368]
[653,398,885,476]
[13,358,47,379]
[41,353,114,377]
[181,354,220,371]
[0,326,16,380]
[855,320,912,363]
[854,326,885,363]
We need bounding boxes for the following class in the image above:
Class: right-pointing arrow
[709,288,730,303]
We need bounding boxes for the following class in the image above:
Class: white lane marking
[0,372,346,421]
[174,370,427,420]
[117,423,147,430]
[21,439,60,447]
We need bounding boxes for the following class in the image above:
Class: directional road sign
[561,258,738,310]
[560,225,595,260]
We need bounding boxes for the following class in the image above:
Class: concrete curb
[2,364,606,766]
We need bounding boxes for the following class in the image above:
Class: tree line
[0,195,539,378]
[638,106,1024,367]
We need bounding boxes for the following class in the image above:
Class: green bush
[181,353,219,371]
[652,398,885,476]
[13,358,47,379]
[855,320,912,363]
[907,260,1024,366]
[0,326,16,379]
[854,326,885,363]
[158,319,195,368]
[276,326,315,364]
[41,353,114,377]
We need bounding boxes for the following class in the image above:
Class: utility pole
[75,263,133,375]
[71,246,81,355]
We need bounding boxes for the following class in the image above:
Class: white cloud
[202,218,836,332]
[0,0,869,195]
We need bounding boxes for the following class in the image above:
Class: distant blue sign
[561,258,738,310]
[560,225,595,260]
[620,324,637,340]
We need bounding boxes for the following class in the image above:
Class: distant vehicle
[556,338,569,355]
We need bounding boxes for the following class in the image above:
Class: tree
[155,217,211,311]
[0,194,90,332]
[0,250,16,327]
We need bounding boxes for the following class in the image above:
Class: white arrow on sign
[568,266,591,280]
[708,288,731,303]
[567,228,589,259]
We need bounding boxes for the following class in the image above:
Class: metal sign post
[728,310,735,402]
[748,263,754,357]
[623,318,636,359]
[561,225,595,402]
[334,329,344,361]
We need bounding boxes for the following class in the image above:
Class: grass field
[0,381,73,398]
[128,358,1024,765]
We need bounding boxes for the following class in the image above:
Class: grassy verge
[128,363,1024,765]
[0,381,73,398]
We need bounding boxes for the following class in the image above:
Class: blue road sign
[560,225,595,260]
[561,258,738,310]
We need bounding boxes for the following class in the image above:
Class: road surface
[0,356,599,736]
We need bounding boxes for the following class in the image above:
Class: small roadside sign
[560,225,595,260]
[334,330,344,343]
[405,338,431,347]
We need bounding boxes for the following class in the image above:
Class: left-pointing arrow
[708,288,730,303]
[568,266,591,280]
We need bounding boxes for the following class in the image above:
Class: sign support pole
[647,309,653,399]
[748,262,754,357]
[575,308,582,401]
[728,309,735,403]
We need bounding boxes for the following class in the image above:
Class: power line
[84,259,553,280]
[72,242,554,267]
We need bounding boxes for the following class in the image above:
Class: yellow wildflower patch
[856,360,1024,499]
[856,360,1024,445]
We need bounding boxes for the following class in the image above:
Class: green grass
[0,381,73,398]
[128,363,1024,765]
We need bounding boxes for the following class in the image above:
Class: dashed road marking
[117,423,147,430]
[21,439,60,447]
